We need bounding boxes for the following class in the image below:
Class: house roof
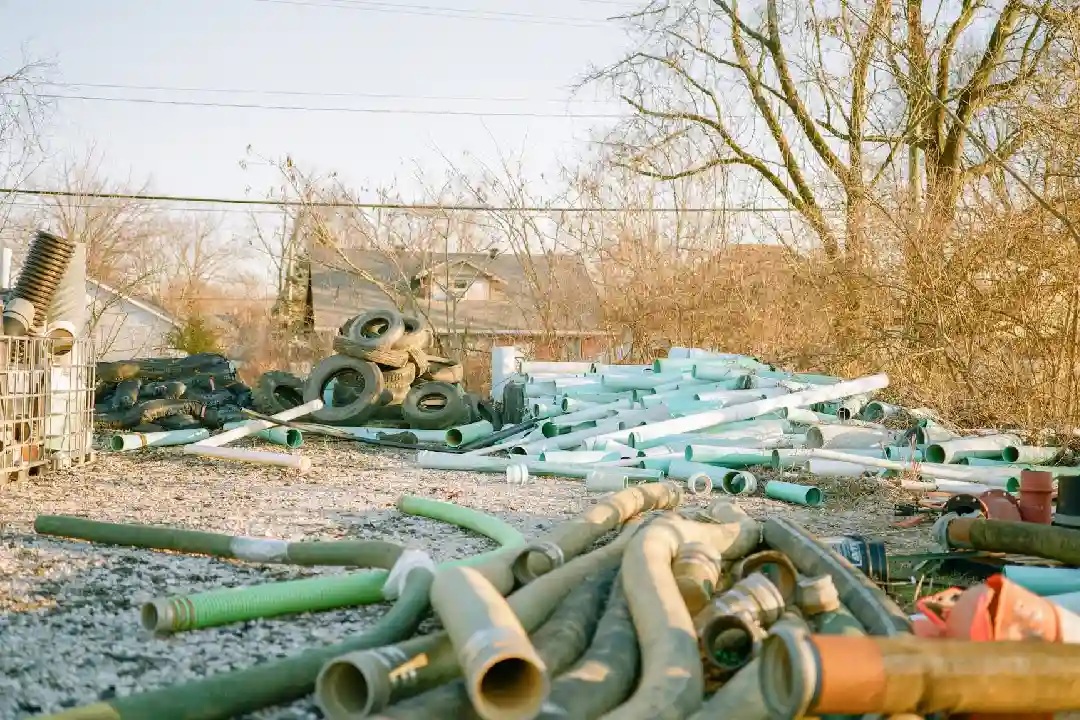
[87,279,181,327]
[308,245,604,335]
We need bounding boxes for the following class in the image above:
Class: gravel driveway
[0,437,928,719]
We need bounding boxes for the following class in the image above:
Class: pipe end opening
[687,472,713,495]
[509,445,528,455]
[1002,447,1020,463]
[805,488,823,506]
[1006,477,1020,493]
[317,661,381,716]
[703,615,759,672]
[925,444,946,464]
[805,428,824,449]
[285,429,303,448]
[139,600,173,632]
[446,429,464,446]
[477,657,547,717]
[109,435,125,452]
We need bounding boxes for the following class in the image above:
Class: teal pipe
[142,495,526,632]
[1047,591,1080,615]
[884,445,924,461]
[666,459,739,483]
[446,420,494,447]
[642,457,675,473]
[223,421,303,448]
[1002,566,1080,596]
[109,428,209,451]
[765,480,823,506]
[683,446,773,467]
[793,373,842,385]
[962,457,1080,477]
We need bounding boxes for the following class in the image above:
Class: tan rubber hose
[761,626,1080,717]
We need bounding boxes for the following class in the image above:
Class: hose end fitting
[315,649,398,719]
[701,610,766,674]
[460,627,550,720]
[511,540,565,585]
[797,575,841,615]
[759,623,819,720]
[140,598,179,633]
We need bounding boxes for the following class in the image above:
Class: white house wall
[85,284,179,361]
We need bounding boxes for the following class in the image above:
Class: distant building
[86,279,182,361]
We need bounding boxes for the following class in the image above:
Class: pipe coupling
[511,540,566,584]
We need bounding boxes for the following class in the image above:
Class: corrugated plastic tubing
[35,515,402,568]
[33,567,435,720]
[538,573,639,720]
[140,495,525,632]
[372,569,615,719]
[512,481,684,584]
[318,522,641,717]
[602,505,761,719]
[762,517,911,636]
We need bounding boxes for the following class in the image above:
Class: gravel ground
[0,436,933,719]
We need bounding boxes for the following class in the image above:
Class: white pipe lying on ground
[189,399,324,449]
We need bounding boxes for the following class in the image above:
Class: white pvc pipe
[622,373,890,447]
[0,246,11,288]
[491,346,519,402]
[805,424,896,449]
[900,478,995,495]
[515,419,627,455]
[520,361,593,374]
[189,399,324,449]
[806,448,1019,487]
[806,458,873,477]
[189,445,312,473]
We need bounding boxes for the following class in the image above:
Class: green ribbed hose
[144,496,525,632]
[31,567,435,720]
[34,515,400,567]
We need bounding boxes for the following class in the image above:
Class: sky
[0,0,637,206]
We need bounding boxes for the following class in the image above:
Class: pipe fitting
[1,296,35,336]
[731,550,799,604]
[686,471,713,495]
[797,575,840,615]
[698,572,786,632]
[511,541,565,584]
[317,646,412,718]
[700,610,766,674]
[673,541,723,616]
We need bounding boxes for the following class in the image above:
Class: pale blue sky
[1,0,636,202]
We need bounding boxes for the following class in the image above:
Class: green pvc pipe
[884,445,924,461]
[1002,566,1080,596]
[140,495,525,632]
[446,420,494,447]
[683,445,773,467]
[962,458,1080,477]
[765,480,823,506]
[792,373,842,385]
[1002,445,1064,464]
[109,428,210,451]
[666,459,739,484]
[33,567,435,720]
[34,515,399,567]
[223,421,303,448]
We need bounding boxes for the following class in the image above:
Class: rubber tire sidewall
[402,381,469,430]
[345,310,407,351]
[305,355,386,425]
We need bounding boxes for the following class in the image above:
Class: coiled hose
[599,503,760,720]
[35,515,402,567]
[365,568,616,720]
[139,495,525,632]
[316,520,641,718]
[512,481,684,584]
[9,229,75,327]
[31,566,434,720]
[761,517,911,636]
[538,572,639,720]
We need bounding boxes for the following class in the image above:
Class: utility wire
[249,0,613,27]
[28,92,628,118]
[42,81,620,106]
[0,187,798,213]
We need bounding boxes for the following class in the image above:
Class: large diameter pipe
[805,448,1020,488]
[429,566,549,720]
[805,424,895,449]
[622,374,890,448]
[924,433,1021,464]
[760,627,1080,717]
[189,399,324,449]
[222,421,302,448]
[415,451,662,483]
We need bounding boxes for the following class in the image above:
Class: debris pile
[94,352,250,433]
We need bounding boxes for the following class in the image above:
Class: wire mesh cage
[0,334,95,481]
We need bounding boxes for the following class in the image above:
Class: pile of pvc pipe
[413,346,1080,504]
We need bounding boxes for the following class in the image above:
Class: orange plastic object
[1019,470,1055,525]
[914,575,1060,643]
[978,489,1023,522]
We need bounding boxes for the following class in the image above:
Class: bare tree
[588,0,1075,260]
[0,60,50,236]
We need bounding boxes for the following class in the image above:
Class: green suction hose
[35,515,402,567]
[143,496,525,632]
[32,566,434,720]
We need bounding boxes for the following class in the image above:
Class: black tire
[394,315,432,351]
[332,335,410,368]
[251,371,306,415]
[402,381,469,430]
[96,361,141,383]
[177,352,230,370]
[345,310,406,351]
[305,355,385,425]
[113,379,142,409]
[140,399,208,425]
[130,423,165,433]
[419,355,464,384]
[157,414,203,430]
[382,363,418,389]
[502,379,527,425]
[474,396,503,431]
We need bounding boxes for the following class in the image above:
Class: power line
[248,0,613,27]
[0,187,798,213]
[43,81,620,106]
[31,92,628,118]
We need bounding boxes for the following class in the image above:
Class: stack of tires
[95,353,251,431]
[288,308,501,432]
